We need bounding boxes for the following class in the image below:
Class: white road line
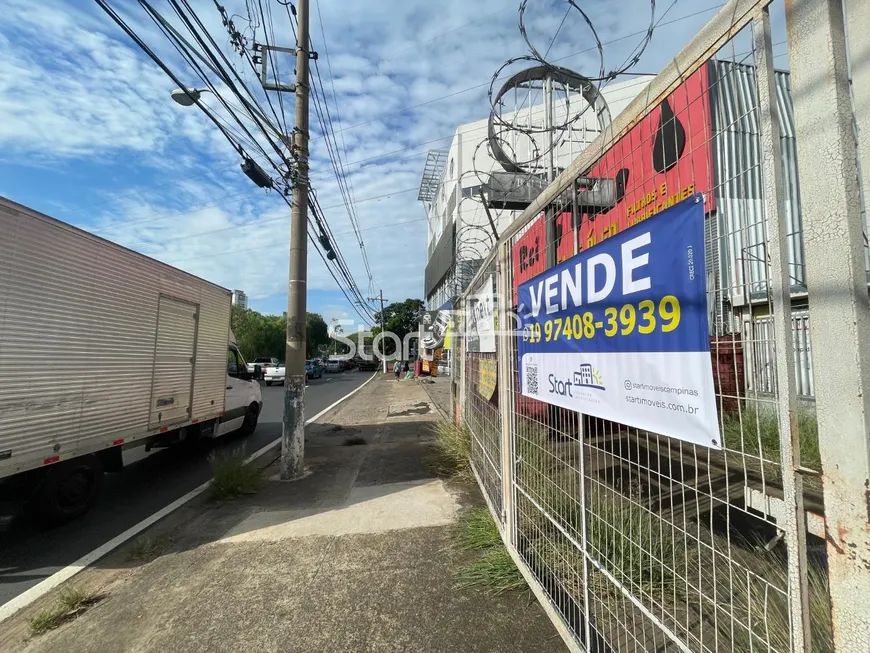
[0,371,379,624]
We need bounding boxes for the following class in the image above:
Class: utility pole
[368,290,388,373]
[280,0,310,480]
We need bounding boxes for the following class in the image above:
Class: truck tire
[265,381,273,386]
[239,404,260,436]
[30,455,104,527]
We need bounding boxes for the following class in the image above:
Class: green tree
[231,305,265,361]
[374,298,424,355]
[230,305,332,362]
[306,313,329,358]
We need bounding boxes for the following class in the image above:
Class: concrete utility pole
[368,290,388,373]
[280,0,310,480]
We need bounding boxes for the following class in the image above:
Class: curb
[0,371,380,625]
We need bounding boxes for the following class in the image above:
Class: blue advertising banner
[516,194,720,448]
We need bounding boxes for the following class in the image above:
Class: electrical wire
[313,0,375,295]
[93,0,378,320]
[164,215,429,267]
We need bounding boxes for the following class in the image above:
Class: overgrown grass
[586,496,678,597]
[208,449,263,500]
[721,553,833,653]
[481,409,833,649]
[722,403,820,470]
[126,535,170,563]
[457,546,527,594]
[29,586,103,636]
[432,420,472,480]
[455,508,525,594]
[456,507,502,551]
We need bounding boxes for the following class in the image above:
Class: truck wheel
[265,381,273,386]
[30,455,104,527]
[239,404,260,436]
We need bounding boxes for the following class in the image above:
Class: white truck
[263,362,285,386]
[247,357,279,375]
[0,197,263,525]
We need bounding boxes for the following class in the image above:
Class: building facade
[231,289,248,310]
[419,76,650,311]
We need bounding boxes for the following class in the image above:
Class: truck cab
[220,337,263,437]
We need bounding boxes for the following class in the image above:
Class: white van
[0,197,262,525]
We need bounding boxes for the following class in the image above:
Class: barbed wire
[448,0,660,268]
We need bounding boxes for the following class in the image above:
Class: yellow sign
[522,296,681,344]
[478,359,497,401]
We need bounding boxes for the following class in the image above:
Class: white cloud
[0,0,720,322]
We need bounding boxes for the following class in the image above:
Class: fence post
[785,0,870,649]
[496,241,515,537]
[844,0,869,235]
[753,7,810,649]
[457,295,466,427]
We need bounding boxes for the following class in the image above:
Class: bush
[209,450,263,500]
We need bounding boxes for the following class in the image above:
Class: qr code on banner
[525,362,539,395]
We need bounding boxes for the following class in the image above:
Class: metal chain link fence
[455,1,869,650]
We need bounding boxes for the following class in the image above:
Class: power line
[59,1,711,218]
[163,215,429,266]
[94,0,379,321]
[96,186,418,241]
[312,0,374,295]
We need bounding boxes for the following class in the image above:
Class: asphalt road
[0,370,373,608]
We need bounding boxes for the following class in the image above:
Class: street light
[169,87,290,147]
[170,87,209,106]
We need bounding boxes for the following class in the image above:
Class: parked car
[324,360,342,373]
[248,357,278,375]
[263,362,286,386]
[306,359,323,379]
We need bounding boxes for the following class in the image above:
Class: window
[227,348,240,376]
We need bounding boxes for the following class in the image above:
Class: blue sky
[0,0,730,327]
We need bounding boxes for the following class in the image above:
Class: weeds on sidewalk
[209,450,263,500]
[29,586,104,636]
[432,420,472,480]
[455,508,525,594]
[126,534,171,563]
[457,507,501,550]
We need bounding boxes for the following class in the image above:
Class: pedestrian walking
[393,360,402,381]
[403,360,410,374]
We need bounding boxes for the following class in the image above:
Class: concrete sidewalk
[4,374,566,653]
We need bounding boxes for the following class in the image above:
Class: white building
[420,75,650,309]
[231,289,248,310]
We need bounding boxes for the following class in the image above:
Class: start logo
[573,363,605,391]
[548,363,605,397]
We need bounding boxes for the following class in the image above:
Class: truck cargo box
[0,196,232,479]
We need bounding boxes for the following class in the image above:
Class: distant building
[419,76,647,310]
[231,289,248,310]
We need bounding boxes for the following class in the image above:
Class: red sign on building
[511,64,715,303]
